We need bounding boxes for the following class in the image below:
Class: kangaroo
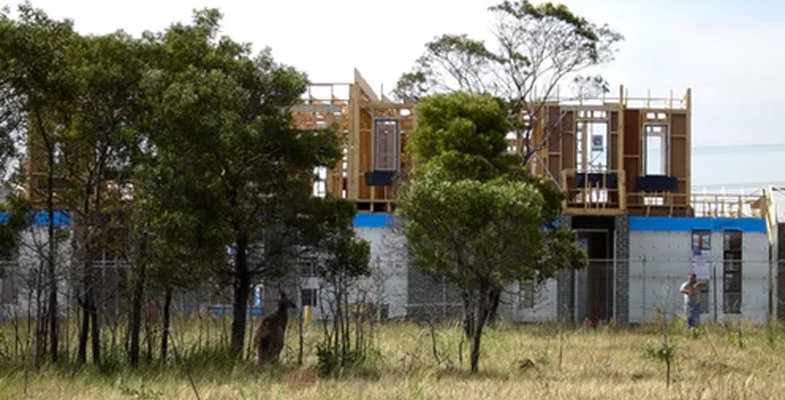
[254,291,297,365]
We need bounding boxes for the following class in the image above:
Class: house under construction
[8,69,784,325]
[289,70,781,325]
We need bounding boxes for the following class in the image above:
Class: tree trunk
[297,286,304,365]
[34,263,46,369]
[38,120,59,365]
[89,280,100,366]
[77,295,88,364]
[46,166,58,363]
[230,233,251,358]
[145,301,153,363]
[129,263,146,366]
[160,287,173,363]
[470,286,489,374]
[462,290,474,339]
[485,286,502,326]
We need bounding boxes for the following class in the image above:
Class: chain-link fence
[508,258,779,325]
[0,258,783,326]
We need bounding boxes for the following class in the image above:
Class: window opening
[722,230,742,314]
[644,125,669,175]
[690,230,711,313]
[300,288,318,308]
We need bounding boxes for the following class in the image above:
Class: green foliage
[394,1,623,163]
[316,341,381,378]
[644,341,677,363]
[765,319,780,347]
[409,92,509,180]
[136,9,344,286]
[401,176,554,287]
[400,91,585,373]
[311,198,371,282]
[0,194,31,260]
[402,92,585,288]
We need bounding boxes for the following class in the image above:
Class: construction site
[10,69,785,325]
[285,69,784,325]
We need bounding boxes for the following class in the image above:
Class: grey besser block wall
[405,263,464,320]
[557,215,574,322]
[614,215,630,325]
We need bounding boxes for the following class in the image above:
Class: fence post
[712,261,718,322]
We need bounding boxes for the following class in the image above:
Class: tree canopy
[398,91,586,373]
[394,0,623,164]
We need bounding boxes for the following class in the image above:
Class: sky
[7,0,785,193]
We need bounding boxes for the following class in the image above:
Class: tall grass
[1,317,784,400]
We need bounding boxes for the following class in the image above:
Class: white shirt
[681,281,700,307]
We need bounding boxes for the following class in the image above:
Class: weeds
[0,319,784,400]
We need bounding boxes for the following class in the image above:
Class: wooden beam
[354,69,380,102]
[618,84,626,213]
[290,104,342,113]
[685,87,692,203]
[350,83,361,199]
[361,101,415,110]
[564,208,626,217]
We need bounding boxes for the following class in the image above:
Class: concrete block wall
[556,215,574,322]
[405,266,464,320]
[509,278,558,322]
[350,213,772,325]
[628,217,770,324]
[614,215,630,324]
[355,228,409,320]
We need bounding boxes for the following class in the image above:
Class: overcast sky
[9,0,785,192]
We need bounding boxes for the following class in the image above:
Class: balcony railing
[627,192,762,218]
[560,169,626,215]
[560,169,762,218]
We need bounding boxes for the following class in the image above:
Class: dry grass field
[1,319,784,400]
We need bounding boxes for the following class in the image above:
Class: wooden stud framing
[22,70,751,219]
[291,69,414,213]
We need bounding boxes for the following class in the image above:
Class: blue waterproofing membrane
[0,211,764,233]
[0,211,72,227]
[353,213,767,233]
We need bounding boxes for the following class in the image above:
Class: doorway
[573,217,615,324]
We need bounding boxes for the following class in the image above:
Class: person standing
[680,272,707,330]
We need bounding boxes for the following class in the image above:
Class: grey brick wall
[614,215,630,325]
[557,215,574,322]
[777,223,785,320]
[406,263,464,320]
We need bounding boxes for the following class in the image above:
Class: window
[644,125,669,175]
[575,120,609,173]
[691,230,711,251]
[298,259,317,278]
[373,119,400,171]
[300,289,318,308]
[691,230,711,313]
[723,230,742,314]
[519,280,535,309]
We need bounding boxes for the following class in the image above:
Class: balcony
[560,169,627,216]
[627,192,762,218]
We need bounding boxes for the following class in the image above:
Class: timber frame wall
[529,86,695,217]
[291,69,415,213]
[24,72,760,219]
